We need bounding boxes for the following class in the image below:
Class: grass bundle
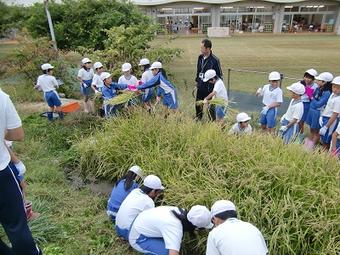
[196,98,228,106]
[105,91,136,106]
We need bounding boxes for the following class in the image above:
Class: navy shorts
[215,105,226,119]
[81,79,93,96]
[44,91,61,108]
[301,102,310,122]
[260,107,277,128]
[306,107,321,129]
[163,91,178,109]
[320,116,339,144]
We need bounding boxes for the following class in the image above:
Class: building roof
[131,0,340,6]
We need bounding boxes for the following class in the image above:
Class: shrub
[5,34,78,98]
[26,0,153,50]
[68,110,339,255]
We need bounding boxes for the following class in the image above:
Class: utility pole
[44,0,57,50]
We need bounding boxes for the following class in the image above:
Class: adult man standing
[206,200,268,255]
[195,39,223,121]
[0,89,41,255]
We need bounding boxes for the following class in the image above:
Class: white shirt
[206,218,268,255]
[321,93,340,118]
[261,84,283,106]
[36,74,58,92]
[77,68,94,81]
[141,69,153,84]
[213,79,228,101]
[118,75,138,85]
[283,99,304,122]
[129,206,183,252]
[229,123,252,135]
[0,89,22,170]
[116,189,155,230]
[92,73,104,89]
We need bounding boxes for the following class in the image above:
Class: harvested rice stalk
[105,91,136,105]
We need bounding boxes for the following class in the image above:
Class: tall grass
[69,110,339,255]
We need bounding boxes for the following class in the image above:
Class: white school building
[132,0,340,35]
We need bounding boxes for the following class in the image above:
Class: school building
[131,0,340,35]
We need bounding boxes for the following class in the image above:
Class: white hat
[268,71,281,81]
[187,205,213,229]
[41,63,54,70]
[236,112,251,123]
[287,82,305,95]
[332,76,340,85]
[315,72,333,82]
[93,62,103,70]
[128,165,143,178]
[139,58,150,66]
[211,200,236,218]
[143,175,164,190]
[100,72,111,81]
[81,58,91,64]
[150,61,162,70]
[305,69,318,77]
[122,63,132,72]
[203,69,216,82]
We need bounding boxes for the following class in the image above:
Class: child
[5,141,40,220]
[279,82,305,144]
[318,76,340,149]
[203,69,228,123]
[35,63,63,121]
[107,165,143,222]
[229,112,252,135]
[299,69,318,133]
[100,72,129,117]
[77,57,94,113]
[304,72,333,150]
[118,63,138,85]
[137,61,178,111]
[91,62,104,93]
[256,71,283,133]
[139,58,155,111]
[330,124,340,158]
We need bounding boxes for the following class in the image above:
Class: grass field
[152,35,340,114]
[0,34,340,254]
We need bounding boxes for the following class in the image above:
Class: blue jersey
[102,83,128,100]
[107,179,138,213]
[138,72,176,97]
[310,88,331,110]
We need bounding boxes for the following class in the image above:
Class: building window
[193,7,210,14]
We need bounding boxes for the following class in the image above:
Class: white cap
[128,165,143,178]
[268,71,281,81]
[287,82,305,95]
[236,112,251,123]
[93,62,103,70]
[211,200,236,218]
[315,72,333,82]
[332,76,340,85]
[203,69,216,82]
[122,63,132,72]
[187,205,213,229]
[41,63,54,70]
[305,69,318,77]
[150,61,162,70]
[143,175,164,190]
[139,58,150,66]
[82,58,91,64]
[100,72,111,81]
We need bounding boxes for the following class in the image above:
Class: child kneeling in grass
[279,82,305,144]
[229,112,252,135]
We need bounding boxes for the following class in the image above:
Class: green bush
[68,110,339,255]
[26,0,153,50]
